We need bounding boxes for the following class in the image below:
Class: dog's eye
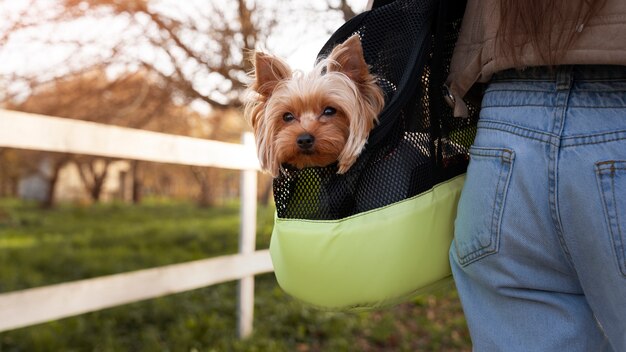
[282,113,295,122]
[323,107,336,116]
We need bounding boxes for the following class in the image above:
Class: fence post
[237,132,258,339]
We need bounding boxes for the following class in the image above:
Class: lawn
[0,198,471,351]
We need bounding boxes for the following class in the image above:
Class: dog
[244,34,385,177]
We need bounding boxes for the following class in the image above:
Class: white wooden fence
[0,109,272,338]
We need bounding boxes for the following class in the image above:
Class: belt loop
[556,65,574,91]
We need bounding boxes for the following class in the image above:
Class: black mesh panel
[273,0,478,220]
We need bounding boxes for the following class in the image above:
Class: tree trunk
[76,158,111,202]
[191,166,215,208]
[41,156,70,208]
[41,169,59,208]
[131,160,143,204]
[90,169,107,201]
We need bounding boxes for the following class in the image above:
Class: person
[445,0,626,350]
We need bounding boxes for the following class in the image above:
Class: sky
[0,0,369,94]
[0,0,370,116]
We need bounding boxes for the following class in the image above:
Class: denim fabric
[450,65,626,351]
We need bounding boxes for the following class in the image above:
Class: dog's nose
[296,133,315,150]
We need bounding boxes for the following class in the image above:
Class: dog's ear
[330,35,384,175]
[251,114,281,178]
[327,34,369,83]
[252,52,292,97]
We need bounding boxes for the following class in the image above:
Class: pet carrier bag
[269,0,478,310]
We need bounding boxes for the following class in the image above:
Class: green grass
[0,198,470,351]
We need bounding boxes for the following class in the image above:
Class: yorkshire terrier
[245,34,385,177]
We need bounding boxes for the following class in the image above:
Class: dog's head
[245,35,384,177]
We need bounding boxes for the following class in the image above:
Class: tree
[0,0,366,205]
[0,149,21,197]
[6,68,197,205]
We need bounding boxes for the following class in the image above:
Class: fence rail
[0,251,273,332]
[0,109,259,170]
[0,109,268,337]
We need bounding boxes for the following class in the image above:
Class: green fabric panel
[270,174,465,310]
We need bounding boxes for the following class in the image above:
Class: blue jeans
[450,65,626,351]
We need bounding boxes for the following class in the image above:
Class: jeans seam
[482,103,553,108]
[485,88,554,93]
[489,157,505,257]
[550,75,576,267]
[562,105,626,109]
[595,162,626,278]
[456,166,504,265]
[457,150,514,266]
[456,153,504,265]
[561,131,626,148]
[575,88,626,92]
[478,120,557,146]
[491,152,513,267]
[610,170,626,277]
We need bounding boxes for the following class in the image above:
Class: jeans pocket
[596,161,626,277]
[453,147,515,266]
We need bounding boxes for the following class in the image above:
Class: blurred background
[0,0,471,350]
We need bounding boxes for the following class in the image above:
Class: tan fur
[244,34,385,177]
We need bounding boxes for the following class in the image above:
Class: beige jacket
[446,0,626,117]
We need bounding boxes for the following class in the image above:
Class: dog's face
[245,35,384,177]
